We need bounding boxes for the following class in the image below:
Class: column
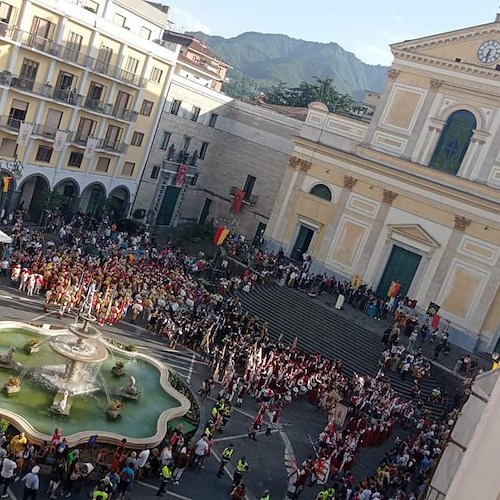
[424,215,471,303]
[417,119,445,165]
[315,175,358,264]
[356,189,397,277]
[266,156,309,246]
[406,79,442,160]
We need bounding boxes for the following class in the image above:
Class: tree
[265,76,354,113]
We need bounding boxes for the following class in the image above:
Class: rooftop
[249,98,309,122]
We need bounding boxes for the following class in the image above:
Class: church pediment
[387,224,440,249]
[390,20,500,74]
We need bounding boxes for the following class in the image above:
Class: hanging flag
[16,122,34,146]
[174,164,188,187]
[2,177,12,192]
[213,226,229,246]
[84,136,98,158]
[431,314,441,330]
[53,131,68,152]
[231,189,245,214]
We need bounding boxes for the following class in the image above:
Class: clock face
[477,40,500,64]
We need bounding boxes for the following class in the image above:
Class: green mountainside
[189,31,388,101]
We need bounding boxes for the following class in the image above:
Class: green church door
[376,245,422,298]
[290,225,314,261]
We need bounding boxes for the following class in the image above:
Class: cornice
[292,136,500,221]
[392,50,500,81]
[391,23,500,52]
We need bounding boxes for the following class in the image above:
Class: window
[139,26,151,40]
[208,113,218,128]
[113,13,126,27]
[20,58,38,80]
[43,109,63,137]
[243,175,256,198]
[170,99,181,115]
[429,110,477,175]
[64,32,83,62]
[95,156,110,173]
[104,125,123,148]
[68,151,83,168]
[35,145,52,163]
[96,44,113,73]
[30,16,54,40]
[140,99,153,116]
[159,131,171,150]
[0,2,15,24]
[309,184,332,201]
[150,165,160,179]
[122,161,135,177]
[190,106,201,122]
[131,131,144,147]
[54,71,76,101]
[86,81,105,108]
[114,91,131,117]
[199,141,209,160]
[8,99,28,129]
[150,66,163,84]
[76,117,96,143]
[125,56,139,74]
[0,138,16,157]
[182,136,191,151]
[190,173,199,186]
[84,0,99,13]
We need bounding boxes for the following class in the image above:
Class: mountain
[189,31,388,101]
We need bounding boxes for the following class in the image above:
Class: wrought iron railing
[0,21,145,87]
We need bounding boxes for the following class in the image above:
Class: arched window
[309,183,332,201]
[429,110,477,175]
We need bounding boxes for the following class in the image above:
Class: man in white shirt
[0,453,17,498]
[192,437,208,470]
[137,447,150,479]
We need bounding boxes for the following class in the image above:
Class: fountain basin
[0,322,191,448]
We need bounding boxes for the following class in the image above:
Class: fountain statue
[44,314,109,399]
[121,376,140,400]
[51,389,71,415]
[0,346,15,367]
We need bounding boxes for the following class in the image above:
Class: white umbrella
[0,230,12,244]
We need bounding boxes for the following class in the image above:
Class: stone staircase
[237,285,456,415]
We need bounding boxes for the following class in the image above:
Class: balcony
[82,98,138,121]
[96,138,128,154]
[69,133,129,154]
[0,114,22,132]
[32,123,58,139]
[0,21,145,87]
[161,159,198,177]
[229,186,258,206]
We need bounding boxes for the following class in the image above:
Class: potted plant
[4,375,21,394]
[24,338,40,355]
[111,361,126,376]
[107,399,122,419]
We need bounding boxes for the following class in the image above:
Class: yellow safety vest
[161,465,172,479]
[222,447,234,460]
[236,460,248,473]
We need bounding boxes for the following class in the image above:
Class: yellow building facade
[0,0,177,219]
[266,17,500,352]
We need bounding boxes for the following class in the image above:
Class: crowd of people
[0,214,466,500]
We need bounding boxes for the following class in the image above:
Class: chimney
[496,13,500,23]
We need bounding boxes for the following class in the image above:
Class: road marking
[136,480,193,499]
[30,311,54,322]
[214,429,277,442]
[186,353,195,384]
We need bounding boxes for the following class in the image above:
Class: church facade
[265,16,500,352]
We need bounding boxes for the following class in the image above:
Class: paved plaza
[0,274,472,500]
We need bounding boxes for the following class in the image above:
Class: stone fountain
[40,315,109,413]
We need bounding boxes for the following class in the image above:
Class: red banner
[174,164,188,187]
[231,189,245,214]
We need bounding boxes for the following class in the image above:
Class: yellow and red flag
[213,227,229,246]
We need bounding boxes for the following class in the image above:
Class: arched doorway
[53,179,80,216]
[19,175,50,223]
[107,186,130,221]
[80,183,106,216]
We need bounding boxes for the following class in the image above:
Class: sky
[167,1,500,65]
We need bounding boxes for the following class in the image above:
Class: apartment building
[132,66,303,240]
[0,0,178,221]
